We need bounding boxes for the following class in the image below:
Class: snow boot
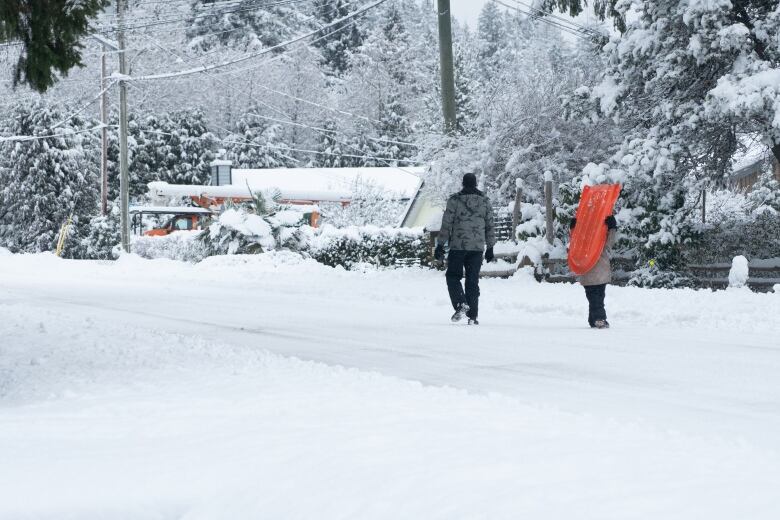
[451,303,470,323]
[594,319,610,329]
[468,318,479,325]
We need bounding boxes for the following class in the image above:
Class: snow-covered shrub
[320,178,407,228]
[627,262,695,290]
[75,208,122,260]
[133,231,208,263]
[310,225,428,269]
[198,194,309,257]
[514,202,546,241]
[747,171,780,213]
[684,210,780,264]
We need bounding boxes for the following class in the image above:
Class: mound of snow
[728,255,749,288]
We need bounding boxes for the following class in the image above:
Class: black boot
[451,303,470,322]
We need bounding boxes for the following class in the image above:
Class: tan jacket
[579,229,617,286]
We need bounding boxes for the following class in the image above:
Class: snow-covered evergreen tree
[186,0,310,52]
[228,111,295,169]
[549,0,780,273]
[476,1,509,83]
[312,0,364,75]
[0,101,99,253]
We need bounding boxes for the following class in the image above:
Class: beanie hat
[462,173,477,189]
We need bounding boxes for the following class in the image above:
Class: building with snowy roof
[148,161,438,228]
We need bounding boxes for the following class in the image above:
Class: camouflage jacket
[439,188,496,252]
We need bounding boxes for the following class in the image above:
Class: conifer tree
[312,0,364,75]
[228,111,295,169]
[0,101,98,253]
[0,0,108,92]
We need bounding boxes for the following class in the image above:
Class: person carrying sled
[434,173,496,325]
[569,215,618,329]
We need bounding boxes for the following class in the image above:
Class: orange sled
[567,184,621,275]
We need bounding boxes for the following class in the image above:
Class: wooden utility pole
[436,0,457,135]
[100,46,109,216]
[117,0,130,252]
[544,172,554,246]
[511,180,523,244]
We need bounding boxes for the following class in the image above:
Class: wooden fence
[479,251,780,292]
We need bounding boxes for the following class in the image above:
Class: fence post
[511,180,523,244]
[701,188,706,224]
[544,172,554,246]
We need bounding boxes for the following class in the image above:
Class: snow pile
[193,250,328,281]
[0,246,11,256]
[132,230,207,263]
[728,255,750,288]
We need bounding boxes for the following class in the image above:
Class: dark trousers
[446,250,483,319]
[584,283,607,327]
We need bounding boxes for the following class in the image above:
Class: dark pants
[446,250,483,319]
[584,283,607,327]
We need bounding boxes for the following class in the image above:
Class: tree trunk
[772,142,780,166]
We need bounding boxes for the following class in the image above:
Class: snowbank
[2,254,780,517]
[1,293,779,518]
[132,230,207,262]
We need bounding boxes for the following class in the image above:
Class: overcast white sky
[449,0,491,28]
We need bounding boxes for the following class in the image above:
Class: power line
[190,0,358,59]
[0,82,115,141]
[130,0,387,81]
[138,31,422,150]
[514,0,601,36]
[135,127,424,166]
[495,0,590,41]
[97,0,319,34]
[0,126,104,143]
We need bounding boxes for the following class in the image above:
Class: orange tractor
[130,206,215,237]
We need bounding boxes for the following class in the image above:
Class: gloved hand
[485,247,495,263]
[569,217,577,230]
[434,244,445,261]
[605,215,617,230]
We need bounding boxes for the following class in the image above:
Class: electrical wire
[130,0,387,81]
[138,32,421,151]
[495,0,590,41]
[514,0,601,36]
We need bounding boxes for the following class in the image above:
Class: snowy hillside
[1,252,779,518]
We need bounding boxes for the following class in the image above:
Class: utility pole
[100,45,109,216]
[117,0,130,252]
[544,171,554,246]
[436,0,457,135]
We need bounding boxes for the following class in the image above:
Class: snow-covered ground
[1,252,779,519]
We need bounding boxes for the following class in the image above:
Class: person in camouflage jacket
[435,173,496,325]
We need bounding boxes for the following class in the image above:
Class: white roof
[231,167,425,199]
[129,205,213,215]
[147,182,351,203]
[731,136,767,175]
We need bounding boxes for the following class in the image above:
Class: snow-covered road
[1,252,779,518]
